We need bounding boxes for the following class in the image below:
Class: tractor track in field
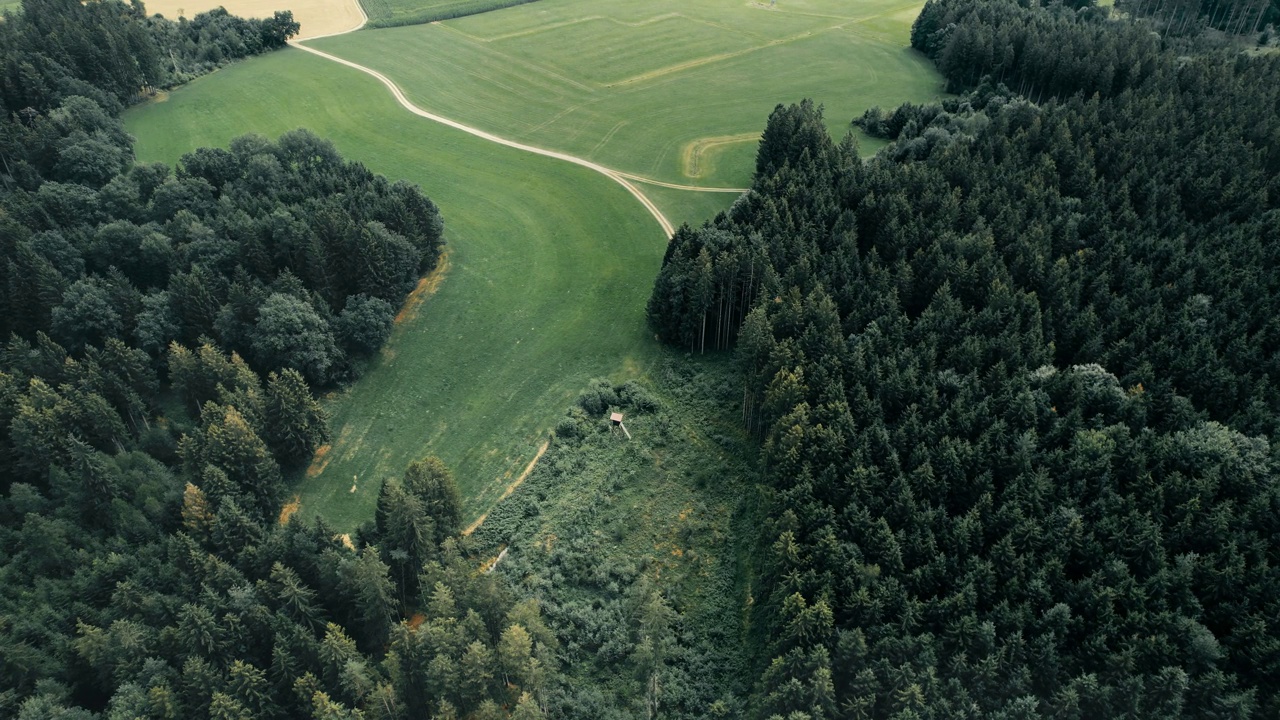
[290,20,747,238]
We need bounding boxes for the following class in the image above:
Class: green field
[124,0,941,532]
[362,0,543,28]
[125,48,671,530]
[313,0,943,187]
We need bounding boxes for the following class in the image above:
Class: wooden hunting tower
[610,412,631,439]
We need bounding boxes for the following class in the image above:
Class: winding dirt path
[462,438,552,536]
[290,23,749,237]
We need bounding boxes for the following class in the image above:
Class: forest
[648,0,1280,716]
[4,0,1280,716]
[0,1,478,718]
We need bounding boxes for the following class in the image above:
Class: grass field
[362,0,542,28]
[125,48,669,530]
[311,0,943,187]
[124,0,942,532]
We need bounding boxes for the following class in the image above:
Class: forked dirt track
[290,16,749,238]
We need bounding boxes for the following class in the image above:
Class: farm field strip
[311,0,943,186]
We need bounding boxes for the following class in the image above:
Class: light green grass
[314,0,944,187]
[125,48,668,531]
[638,184,740,230]
[362,0,543,28]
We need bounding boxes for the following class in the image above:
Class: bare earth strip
[144,0,366,39]
[462,438,551,536]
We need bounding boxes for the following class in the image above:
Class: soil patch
[279,494,302,524]
[394,250,452,327]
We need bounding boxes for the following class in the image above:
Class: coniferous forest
[3,0,1280,717]
[649,0,1280,716]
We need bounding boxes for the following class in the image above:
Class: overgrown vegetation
[649,0,1280,716]
[471,364,759,718]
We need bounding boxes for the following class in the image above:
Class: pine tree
[263,368,329,468]
[402,456,462,543]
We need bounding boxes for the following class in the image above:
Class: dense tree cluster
[649,1,1280,716]
[0,445,544,719]
[1115,0,1278,37]
[0,117,445,510]
[0,0,298,119]
[910,0,1163,96]
[0,3,492,717]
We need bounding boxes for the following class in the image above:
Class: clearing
[125,0,943,532]
[469,363,761,710]
[125,48,670,530]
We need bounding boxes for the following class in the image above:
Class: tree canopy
[649,1,1280,716]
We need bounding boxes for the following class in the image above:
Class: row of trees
[648,0,1280,716]
[1116,0,1278,36]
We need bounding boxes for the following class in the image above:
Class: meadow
[312,0,943,187]
[124,0,941,532]
[125,48,672,530]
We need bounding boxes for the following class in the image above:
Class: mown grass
[124,48,671,531]
[362,0,543,28]
[315,0,944,187]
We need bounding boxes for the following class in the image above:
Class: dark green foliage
[335,294,395,356]
[251,292,340,386]
[1114,0,1279,36]
[0,10,451,710]
[263,368,330,469]
[0,0,298,121]
[648,4,1280,716]
[403,455,463,543]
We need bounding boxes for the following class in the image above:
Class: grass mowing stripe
[311,0,944,187]
[362,0,542,27]
[124,48,667,531]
